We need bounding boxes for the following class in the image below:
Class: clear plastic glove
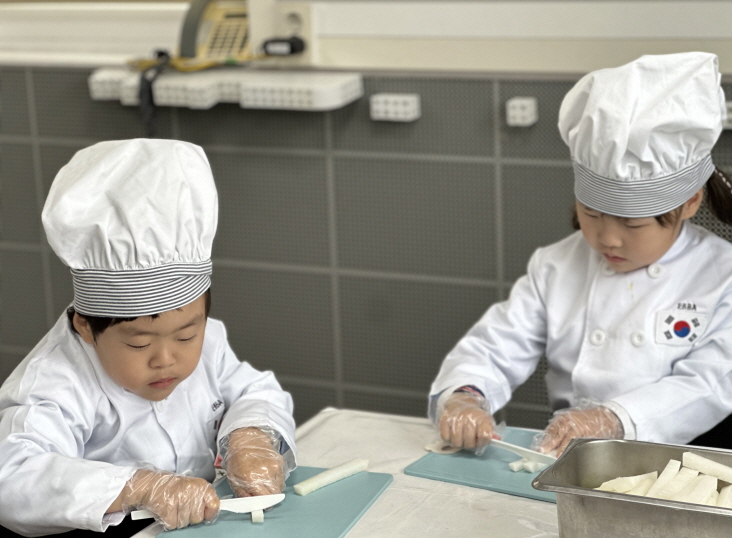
[439,391,497,455]
[120,469,220,530]
[222,427,286,497]
[534,401,624,457]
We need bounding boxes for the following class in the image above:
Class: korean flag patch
[655,309,707,346]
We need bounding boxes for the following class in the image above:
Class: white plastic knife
[490,439,557,465]
[130,493,285,520]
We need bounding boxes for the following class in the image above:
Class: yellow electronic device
[129,0,305,72]
[130,0,259,72]
[179,0,254,64]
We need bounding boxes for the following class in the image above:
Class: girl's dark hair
[704,167,732,226]
[67,288,212,340]
[571,167,732,230]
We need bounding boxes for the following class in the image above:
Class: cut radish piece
[293,459,369,496]
[645,459,681,498]
[683,452,732,484]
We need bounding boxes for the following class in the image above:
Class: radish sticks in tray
[595,451,732,508]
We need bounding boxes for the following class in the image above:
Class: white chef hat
[558,52,726,218]
[42,139,218,317]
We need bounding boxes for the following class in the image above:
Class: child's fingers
[201,487,220,522]
[536,429,562,454]
[439,415,452,444]
[475,418,494,452]
[449,417,465,448]
[187,502,205,526]
[462,419,477,449]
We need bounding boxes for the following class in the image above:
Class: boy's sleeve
[429,248,549,423]
[0,361,137,536]
[210,321,297,473]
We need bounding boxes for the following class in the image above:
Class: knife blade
[490,439,557,465]
[130,493,285,520]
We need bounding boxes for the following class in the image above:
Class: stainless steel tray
[533,438,732,538]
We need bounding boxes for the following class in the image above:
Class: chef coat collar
[654,221,693,267]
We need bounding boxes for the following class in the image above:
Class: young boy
[0,139,296,536]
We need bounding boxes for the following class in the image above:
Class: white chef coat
[0,313,296,537]
[430,222,732,445]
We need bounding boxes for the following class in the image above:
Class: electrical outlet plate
[370,93,421,122]
[254,0,316,67]
[506,96,538,127]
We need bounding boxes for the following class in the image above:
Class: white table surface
[134,407,559,538]
[295,407,559,538]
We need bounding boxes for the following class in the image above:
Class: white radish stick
[627,477,655,496]
[654,467,698,500]
[683,452,732,484]
[645,459,681,498]
[508,459,527,472]
[718,484,732,508]
[251,510,264,524]
[672,474,717,504]
[293,459,369,496]
[522,460,548,473]
[595,472,657,493]
[706,489,720,507]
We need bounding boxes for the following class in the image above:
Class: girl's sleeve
[210,320,297,473]
[0,361,137,536]
[429,249,549,422]
[607,301,732,444]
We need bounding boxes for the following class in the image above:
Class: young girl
[0,139,296,536]
[430,52,732,457]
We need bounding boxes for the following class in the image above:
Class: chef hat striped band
[574,155,714,218]
[71,261,212,318]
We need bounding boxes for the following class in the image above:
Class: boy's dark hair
[67,288,212,340]
[571,167,732,230]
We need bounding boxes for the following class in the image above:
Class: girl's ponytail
[705,167,732,226]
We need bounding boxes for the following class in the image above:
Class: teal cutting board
[404,427,556,503]
[169,466,392,537]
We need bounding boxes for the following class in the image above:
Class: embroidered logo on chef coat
[209,400,225,432]
[655,308,707,345]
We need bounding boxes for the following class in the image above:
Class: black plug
[262,36,306,56]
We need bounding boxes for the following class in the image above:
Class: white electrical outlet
[370,93,421,122]
[506,96,538,127]
[723,101,732,130]
[269,1,317,67]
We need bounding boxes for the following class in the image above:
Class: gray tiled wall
[3,66,731,429]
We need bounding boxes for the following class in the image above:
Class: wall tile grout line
[0,241,42,252]
[213,258,502,287]
[492,80,508,425]
[0,134,574,169]
[324,111,344,408]
[25,67,56,329]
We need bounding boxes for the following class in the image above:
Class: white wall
[1,1,731,73]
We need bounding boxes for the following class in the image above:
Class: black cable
[138,50,171,138]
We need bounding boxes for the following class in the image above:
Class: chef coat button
[602,264,615,276]
[155,400,166,411]
[647,264,663,278]
[590,329,606,345]
[630,331,646,347]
